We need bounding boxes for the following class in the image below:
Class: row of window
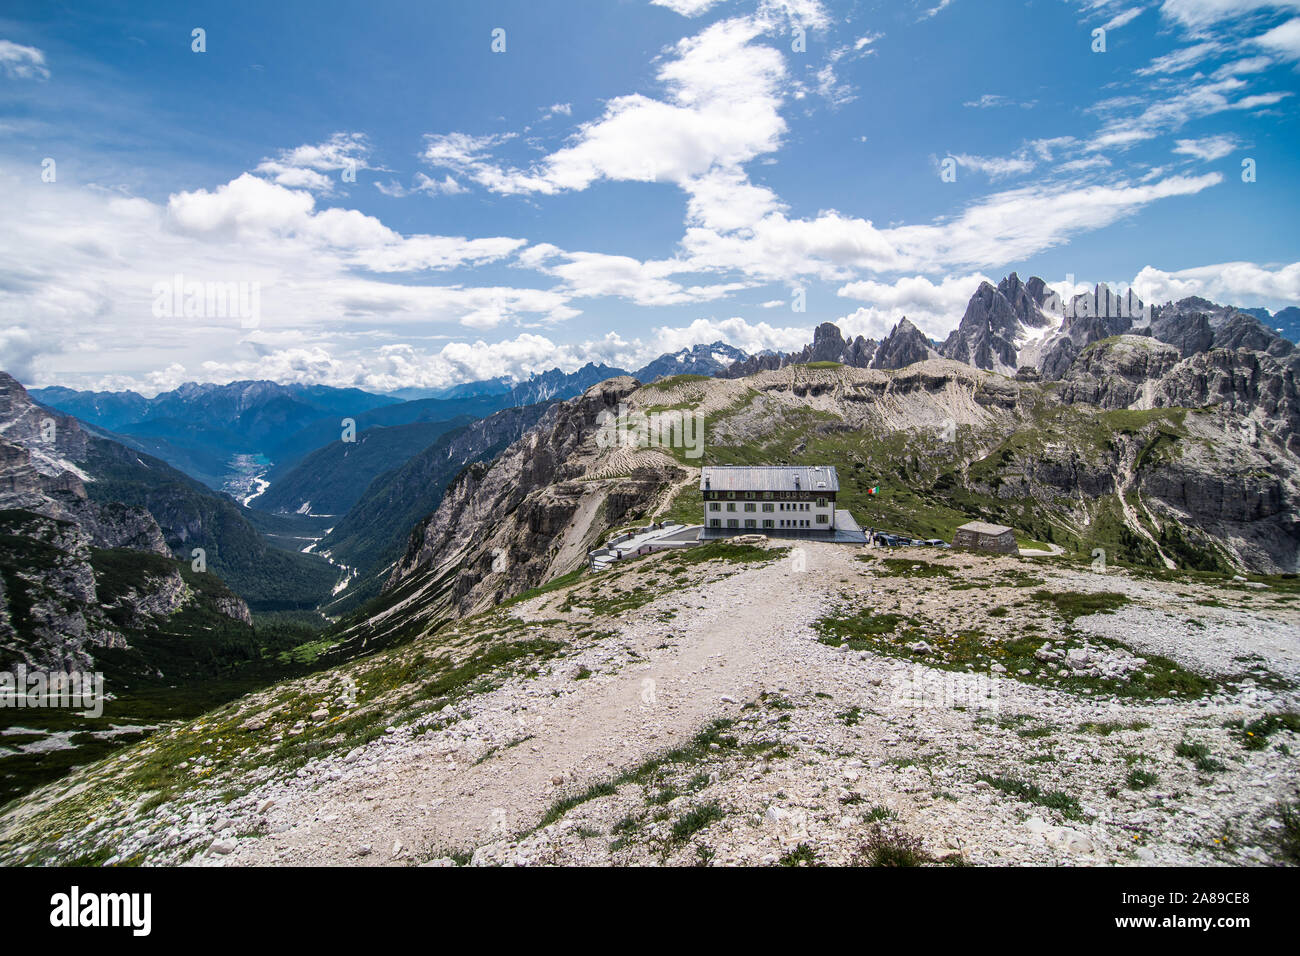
[704,491,832,501]
[708,500,827,512]
[707,516,831,529]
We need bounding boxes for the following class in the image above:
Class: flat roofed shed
[700,465,840,493]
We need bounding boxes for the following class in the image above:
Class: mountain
[1,373,339,614]
[252,416,477,517]
[314,402,554,616]
[384,378,515,402]
[871,317,941,370]
[31,380,399,491]
[0,371,260,680]
[7,353,1300,866]
[507,363,630,405]
[1237,306,1300,347]
[632,342,748,382]
[940,273,1062,374]
[723,323,876,377]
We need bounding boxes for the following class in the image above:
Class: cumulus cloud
[835,273,991,339]
[1132,259,1300,308]
[253,133,376,193]
[423,18,787,199]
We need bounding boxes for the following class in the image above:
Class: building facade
[701,465,838,535]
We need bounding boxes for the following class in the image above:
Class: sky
[0,0,1298,395]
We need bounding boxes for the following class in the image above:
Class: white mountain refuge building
[700,465,865,542]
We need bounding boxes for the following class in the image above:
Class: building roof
[956,520,1014,536]
[700,465,839,493]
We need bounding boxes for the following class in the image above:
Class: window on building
[744,503,756,512]
[744,519,756,528]
[762,503,773,512]
[709,519,720,528]
[727,519,738,528]
[726,503,736,512]
[817,497,827,507]
[816,513,829,524]
[762,519,773,529]
[709,503,720,511]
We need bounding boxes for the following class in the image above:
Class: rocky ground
[3,541,1296,867]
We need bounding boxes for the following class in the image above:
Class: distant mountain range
[720,274,1295,384]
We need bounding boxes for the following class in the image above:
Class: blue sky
[1,0,1298,393]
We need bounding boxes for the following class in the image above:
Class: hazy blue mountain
[31,380,399,491]
[253,416,477,516]
[1242,306,1300,346]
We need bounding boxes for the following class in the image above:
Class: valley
[3,276,1299,866]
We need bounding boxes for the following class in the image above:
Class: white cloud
[646,315,812,355]
[424,19,787,198]
[1103,7,1145,29]
[1087,77,1291,150]
[835,272,991,339]
[963,93,1036,108]
[1132,260,1300,308]
[679,173,1222,281]
[519,243,750,306]
[651,0,728,15]
[0,327,42,381]
[1159,0,1300,29]
[253,132,375,194]
[950,152,1037,180]
[1255,16,1300,58]
[1173,134,1240,160]
[919,0,956,21]
[0,39,49,80]
[165,173,521,271]
[1137,41,1224,75]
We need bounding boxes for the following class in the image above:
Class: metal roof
[700,465,839,493]
[956,520,1014,536]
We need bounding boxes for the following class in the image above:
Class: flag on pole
[868,486,878,495]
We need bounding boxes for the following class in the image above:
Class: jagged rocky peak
[941,273,1062,374]
[721,322,876,377]
[1150,296,1294,359]
[871,317,940,370]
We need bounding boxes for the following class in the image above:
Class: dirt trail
[225,546,844,865]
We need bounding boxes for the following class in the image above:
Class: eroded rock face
[0,373,252,670]
[1056,336,1183,408]
[382,377,686,627]
[1150,349,1300,455]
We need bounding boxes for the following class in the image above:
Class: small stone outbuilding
[952,520,1017,554]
